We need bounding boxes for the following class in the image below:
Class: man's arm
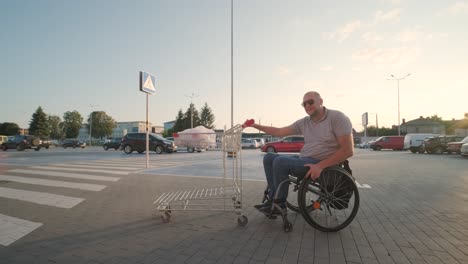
[304,134,354,179]
[251,123,296,137]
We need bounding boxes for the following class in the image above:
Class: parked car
[0,135,8,144]
[251,138,265,147]
[62,139,86,149]
[165,137,174,141]
[369,136,404,151]
[121,133,176,154]
[260,135,304,153]
[40,138,52,149]
[446,136,468,154]
[460,143,468,158]
[403,133,439,153]
[103,137,121,150]
[423,135,464,154]
[241,138,259,149]
[1,135,41,151]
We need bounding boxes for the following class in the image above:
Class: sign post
[139,71,156,168]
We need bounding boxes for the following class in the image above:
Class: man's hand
[304,164,323,180]
[242,119,255,128]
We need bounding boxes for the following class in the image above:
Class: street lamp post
[185,92,198,128]
[388,73,411,136]
[369,113,379,136]
[89,104,99,146]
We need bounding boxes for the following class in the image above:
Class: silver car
[461,143,468,158]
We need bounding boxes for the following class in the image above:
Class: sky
[1,0,467,133]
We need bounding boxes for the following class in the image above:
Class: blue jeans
[263,153,320,203]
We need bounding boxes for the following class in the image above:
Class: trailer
[173,126,216,153]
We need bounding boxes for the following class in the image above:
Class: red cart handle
[242,119,255,128]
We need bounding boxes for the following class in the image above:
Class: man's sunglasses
[301,99,315,107]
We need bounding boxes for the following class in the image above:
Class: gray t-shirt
[290,108,352,160]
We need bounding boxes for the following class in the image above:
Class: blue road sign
[139,71,156,94]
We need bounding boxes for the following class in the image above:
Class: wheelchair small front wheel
[298,166,359,232]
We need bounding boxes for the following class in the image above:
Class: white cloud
[352,46,420,66]
[396,31,419,42]
[278,66,291,76]
[362,32,383,43]
[374,9,401,23]
[329,20,363,42]
[320,66,333,71]
[446,1,468,14]
[381,0,403,4]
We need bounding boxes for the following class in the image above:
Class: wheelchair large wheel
[298,166,359,232]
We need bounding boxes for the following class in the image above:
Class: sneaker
[259,203,286,216]
[254,201,272,211]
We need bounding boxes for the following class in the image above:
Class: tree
[184,103,200,128]
[29,106,50,138]
[172,109,185,133]
[48,115,63,139]
[0,122,20,135]
[87,111,116,139]
[62,111,83,138]
[199,102,215,129]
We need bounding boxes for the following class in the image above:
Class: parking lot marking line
[91,160,179,167]
[355,181,371,188]
[0,213,43,246]
[28,166,129,175]
[139,172,267,182]
[0,187,84,208]
[0,175,106,191]
[48,164,137,171]
[9,169,120,182]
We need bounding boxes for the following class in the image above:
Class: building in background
[164,120,175,131]
[400,117,445,134]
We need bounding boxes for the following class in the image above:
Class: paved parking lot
[0,148,467,263]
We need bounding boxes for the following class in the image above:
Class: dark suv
[423,135,464,154]
[121,133,176,154]
[62,139,86,149]
[1,135,41,151]
[103,137,121,150]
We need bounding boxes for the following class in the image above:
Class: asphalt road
[1,147,467,263]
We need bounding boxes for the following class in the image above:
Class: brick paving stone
[388,250,412,264]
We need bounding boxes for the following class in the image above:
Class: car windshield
[462,136,468,143]
[151,134,165,141]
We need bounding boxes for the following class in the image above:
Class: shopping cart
[153,120,254,226]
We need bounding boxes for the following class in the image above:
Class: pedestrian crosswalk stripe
[9,169,120,182]
[0,175,106,191]
[0,187,83,208]
[29,166,129,175]
[50,164,137,171]
[0,213,42,246]
[61,161,144,168]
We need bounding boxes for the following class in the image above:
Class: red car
[447,136,468,154]
[261,136,304,153]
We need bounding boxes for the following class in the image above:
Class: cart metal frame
[154,124,248,226]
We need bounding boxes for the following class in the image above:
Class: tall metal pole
[146,94,149,168]
[89,104,99,146]
[185,92,198,128]
[397,79,400,136]
[89,112,92,146]
[388,73,411,136]
[230,0,234,128]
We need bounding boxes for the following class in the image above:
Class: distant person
[244,91,354,215]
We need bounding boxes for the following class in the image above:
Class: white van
[403,133,439,153]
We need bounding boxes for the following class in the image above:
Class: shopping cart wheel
[283,221,293,232]
[161,211,171,223]
[237,215,248,227]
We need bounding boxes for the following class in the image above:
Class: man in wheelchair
[244,91,354,216]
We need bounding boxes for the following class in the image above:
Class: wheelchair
[260,162,360,232]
